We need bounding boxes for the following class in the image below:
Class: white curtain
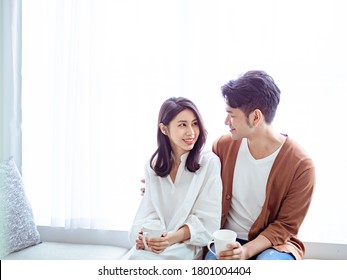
[22,0,194,230]
[22,0,347,243]
[0,0,22,169]
[22,0,228,231]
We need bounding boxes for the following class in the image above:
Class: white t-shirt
[225,138,282,240]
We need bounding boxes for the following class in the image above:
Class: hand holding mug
[207,229,237,258]
[141,223,166,251]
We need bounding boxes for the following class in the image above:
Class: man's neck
[246,128,286,160]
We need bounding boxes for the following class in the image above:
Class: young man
[206,70,315,260]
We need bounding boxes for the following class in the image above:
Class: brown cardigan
[213,134,315,260]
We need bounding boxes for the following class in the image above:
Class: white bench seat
[3,241,129,260]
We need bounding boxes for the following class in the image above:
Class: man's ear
[159,123,168,135]
[250,109,263,126]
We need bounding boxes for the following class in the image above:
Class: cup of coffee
[142,223,165,250]
[207,229,237,257]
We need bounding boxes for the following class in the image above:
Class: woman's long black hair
[150,97,207,177]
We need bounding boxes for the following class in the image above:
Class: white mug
[142,223,165,250]
[207,229,237,257]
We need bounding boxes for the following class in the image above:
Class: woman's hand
[137,225,190,254]
[135,230,146,250]
[146,232,170,254]
[136,231,170,253]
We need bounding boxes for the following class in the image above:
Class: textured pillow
[0,156,41,258]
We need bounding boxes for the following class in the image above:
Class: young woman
[128,97,222,260]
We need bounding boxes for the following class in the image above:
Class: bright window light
[22,0,347,244]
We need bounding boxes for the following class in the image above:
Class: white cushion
[0,156,41,258]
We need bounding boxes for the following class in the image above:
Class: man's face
[224,105,252,140]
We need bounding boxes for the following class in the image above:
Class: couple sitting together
[128,70,315,260]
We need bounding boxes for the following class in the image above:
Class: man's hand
[218,242,247,260]
[140,179,145,196]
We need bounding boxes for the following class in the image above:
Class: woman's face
[164,109,200,158]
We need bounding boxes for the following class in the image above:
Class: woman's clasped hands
[136,230,171,254]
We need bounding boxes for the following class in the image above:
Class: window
[22,0,347,243]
